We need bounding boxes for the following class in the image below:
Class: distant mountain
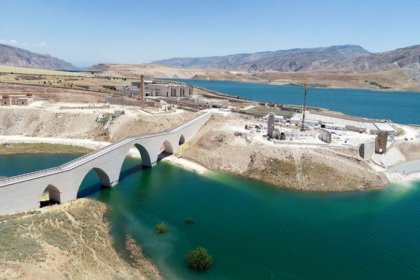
[152,45,370,71]
[0,44,78,71]
[152,45,420,78]
[322,45,420,74]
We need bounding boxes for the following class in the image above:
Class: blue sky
[0,0,419,67]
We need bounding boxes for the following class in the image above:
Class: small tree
[186,247,213,271]
[154,223,168,234]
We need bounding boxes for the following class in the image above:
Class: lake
[172,79,420,125]
[1,154,420,279]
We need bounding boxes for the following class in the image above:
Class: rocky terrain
[0,44,78,71]
[153,45,370,71]
[0,103,196,142]
[0,199,161,280]
[178,114,389,192]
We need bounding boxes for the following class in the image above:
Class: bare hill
[152,45,371,70]
[152,45,420,81]
[0,44,78,71]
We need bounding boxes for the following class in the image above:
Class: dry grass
[0,199,161,280]
[0,143,92,155]
[0,65,82,76]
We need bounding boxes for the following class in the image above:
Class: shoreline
[162,155,209,174]
[173,77,420,94]
[0,135,111,151]
[0,135,418,187]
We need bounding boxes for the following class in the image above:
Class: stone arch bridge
[0,111,213,215]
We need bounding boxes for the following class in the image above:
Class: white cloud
[37,42,48,48]
[0,39,18,45]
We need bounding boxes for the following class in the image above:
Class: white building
[1,94,34,106]
[145,83,194,98]
[322,123,346,131]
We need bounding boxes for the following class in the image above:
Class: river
[1,154,420,279]
[172,79,420,125]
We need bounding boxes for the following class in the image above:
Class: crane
[301,83,308,131]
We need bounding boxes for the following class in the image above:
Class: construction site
[0,67,419,191]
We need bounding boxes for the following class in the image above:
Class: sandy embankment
[0,135,111,150]
[0,199,162,280]
[162,156,209,174]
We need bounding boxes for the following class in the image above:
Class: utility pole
[121,86,125,108]
[301,83,308,131]
[140,75,145,108]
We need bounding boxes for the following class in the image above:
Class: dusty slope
[0,199,161,280]
[178,114,389,191]
[0,106,197,142]
[396,141,420,161]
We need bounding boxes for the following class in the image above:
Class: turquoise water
[2,154,420,279]
[172,79,420,125]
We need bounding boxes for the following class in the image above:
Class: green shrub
[154,223,168,234]
[185,217,195,224]
[186,247,213,271]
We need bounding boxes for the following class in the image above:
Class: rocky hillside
[152,45,420,79]
[0,44,78,71]
[326,45,420,79]
[152,45,370,70]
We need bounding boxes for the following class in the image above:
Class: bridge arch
[157,140,174,161]
[40,184,61,207]
[179,134,185,145]
[162,140,174,154]
[77,167,112,198]
[91,167,112,187]
[134,143,152,167]
[118,143,152,180]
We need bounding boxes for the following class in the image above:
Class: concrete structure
[290,116,319,128]
[145,83,193,98]
[319,129,332,143]
[375,131,388,154]
[322,123,346,131]
[130,81,193,98]
[264,114,284,122]
[0,111,213,215]
[294,112,397,135]
[1,94,33,106]
[140,75,145,108]
[267,113,275,139]
[371,123,398,136]
[359,140,375,159]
